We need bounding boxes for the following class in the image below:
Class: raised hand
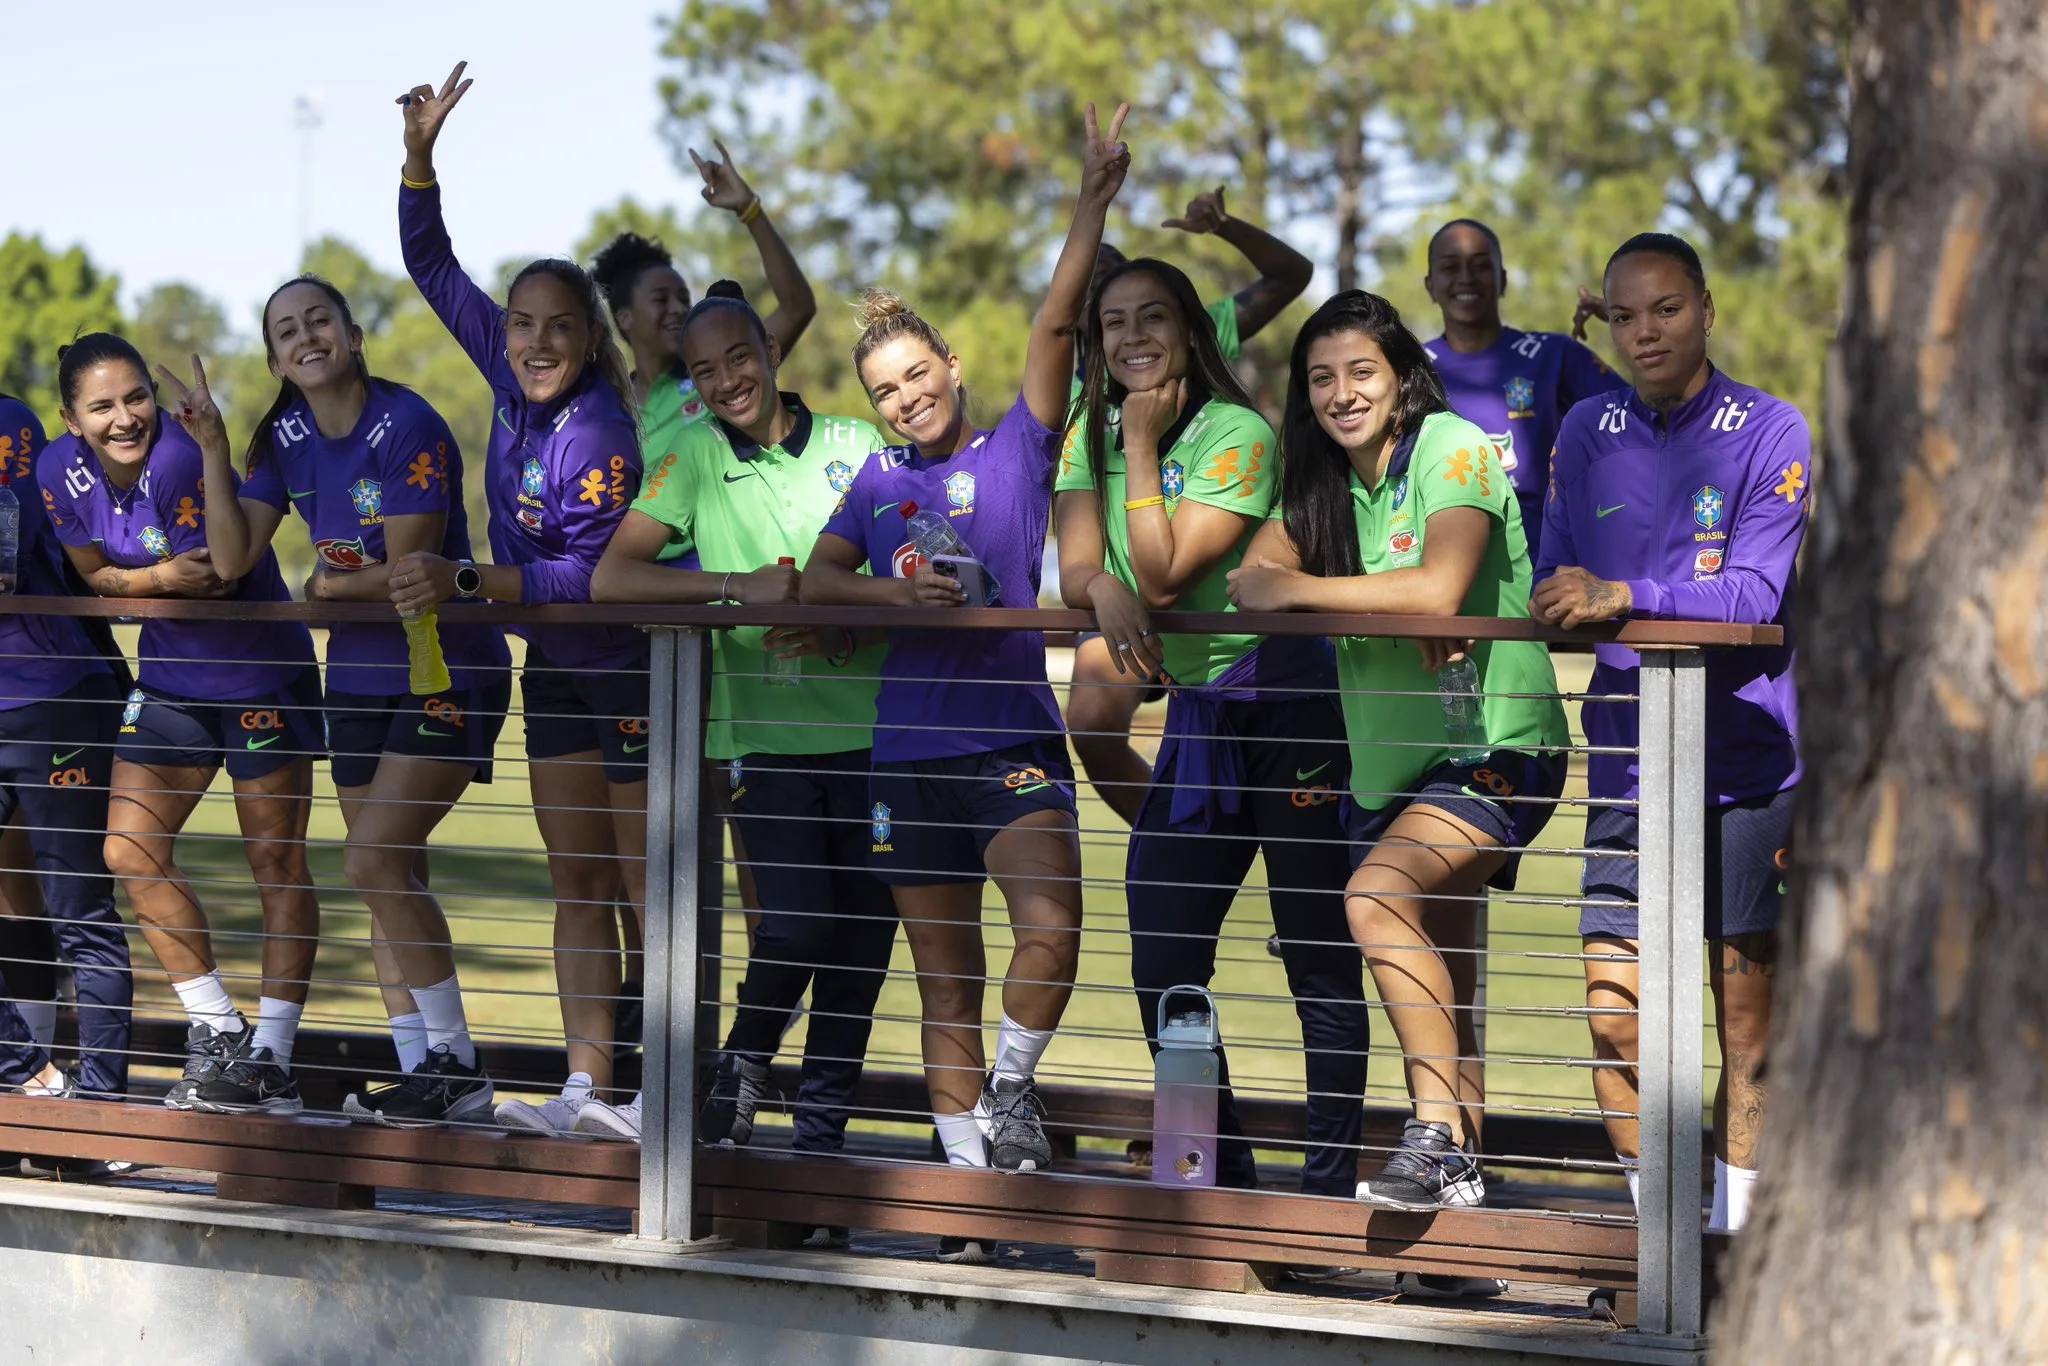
[1080,100,1132,208]
[690,140,759,217]
[153,354,229,455]
[1571,285,1610,341]
[1121,377,1186,451]
[1163,186,1229,235]
[396,61,473,174]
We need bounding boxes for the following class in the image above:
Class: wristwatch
[454,559,482,599]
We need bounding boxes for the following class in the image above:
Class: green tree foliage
[0,234,124,421]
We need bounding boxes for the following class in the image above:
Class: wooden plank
[215,1172,374,1211]
[1093,1251,1278,1294]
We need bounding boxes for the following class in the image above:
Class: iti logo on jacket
[350,478,383,522]
[1598,401,1629,435]
[1161,460,1186,501]
[1692,486,1726,531]
[1710,396,1756,433]
[944,471,976,515]
[520,457,546,499]
[139,526,173,561]
[1504,376,1536,419]
[870,802,894,852]
[825,460,854,493]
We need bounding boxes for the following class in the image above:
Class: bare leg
[103,760,218,982]
[983,810,1084,1030]
[1064,636,1152,827]
[890,881,989,1116]
[1582,936,1642,1160]
[336,785,432,1023]
[341,757,474,1003]
[1712,931,1776,1168]
[231,758,319,1006]
[530,755,624,1090]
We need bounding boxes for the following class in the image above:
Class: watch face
[455,565,482,596]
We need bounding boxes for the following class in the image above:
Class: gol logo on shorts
[1290,783,1336,808]
[1004,767,1052,794]
[48,767,91,788]
[240,709,285,731]
[424,698,466,729]
[1468,767,1518,798]
[618,717,650,737]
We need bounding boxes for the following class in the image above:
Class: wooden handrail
[0,594,1783,647]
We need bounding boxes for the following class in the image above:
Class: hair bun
[853,287,909,332]
[706,279,748,302]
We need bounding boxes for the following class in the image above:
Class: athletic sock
[934,1111,991,1168]
[172,972,244,1033]
[1620,1156,1641,1212]
[388,1012,429,1074]
[992,1014,1053,1086]
[18,1002,56,1050]
[252,997,305,1070]
[1712,1158,1758,1232]
[410,976,477,1068]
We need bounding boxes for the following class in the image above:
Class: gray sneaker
[983,1074,1053,1174]
[1356,1119,1486,1211]
[166,1018,251,1110]
[699,1055,771,1147]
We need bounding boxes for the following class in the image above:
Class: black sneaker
[801,1225,850,1250]
[698,1054,771,1147]
[936,1235,999,1265]
[341,1046,493,1128]
[1395,1272,1508,1298]
[193,1045,303,1115]
[614,979,644,1051]
[1356,1119,1485,1211]
[983,1074,1053,1174]
[165,1018,252,1110]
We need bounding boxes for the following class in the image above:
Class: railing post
[632,627,723,1251]
[1633,648,1706,1339]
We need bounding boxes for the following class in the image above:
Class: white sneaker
[494,1073,594,1135]
[574,1091,642,1141]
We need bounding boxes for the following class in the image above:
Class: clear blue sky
[6,1,696,327]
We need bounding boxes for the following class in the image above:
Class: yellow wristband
[1123,495,1166,511]
[738,196,764,226]
[401,173,437,190]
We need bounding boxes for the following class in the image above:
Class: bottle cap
[898,501,918,518]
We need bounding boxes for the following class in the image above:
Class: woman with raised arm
[36,336,322,1112]
[192,275,514,1120]
[1226,292,1569,1238]
[588,285,897,1192]
[1054,256,1370,1208]
[384,63,649,1132]
[798,102,1126,1266]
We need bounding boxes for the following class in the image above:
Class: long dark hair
[509,258,640,440]
[1280,291,1448,579]
[1077,258,1259,536]
[57,333,153,411]
[245,275,379,476]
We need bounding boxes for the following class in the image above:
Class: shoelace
[991,1083,1045,1128]
[1382,1136,1456,1182]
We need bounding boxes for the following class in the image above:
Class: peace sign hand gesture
[1079,101,1132,209]
[154,354,229,456]
[1163,186,1229,235]
[689,140,759,216]
[396,61,473,174]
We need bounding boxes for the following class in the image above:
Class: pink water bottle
[1152,986,1220,1189]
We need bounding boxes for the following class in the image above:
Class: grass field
[132,639,1716,1162]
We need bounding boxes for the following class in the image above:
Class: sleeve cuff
[1624,578,1666,618]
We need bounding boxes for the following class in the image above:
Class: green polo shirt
[639,373,715,563]
[632,395,888,760]
[1054,394,1274,685]
[1304,409,1568,807]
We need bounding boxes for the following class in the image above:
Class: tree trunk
[1333,110,1367,294]
[1715,2,2048,1360]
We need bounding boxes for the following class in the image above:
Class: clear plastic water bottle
[1153,986,1220,1189]
[1438,655,1490,764]
[899,500,1001,605]
[766,556,800,688]
[0,473,17,596]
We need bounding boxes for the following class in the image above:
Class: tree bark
[1333,110,1367,294]
[1716,2,2048,1360]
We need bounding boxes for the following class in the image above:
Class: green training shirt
[639,373,714,563]
[1296,410,1568,807]
[632,395,888,760]
[1055,394,1274,685]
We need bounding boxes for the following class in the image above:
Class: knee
[1586,1002,1639,1059]
[102,833,162,885]
[244,839,310,890]
[1344,887,1414,945]
[1719,1002,1772,1071]
[917,970,980,1024]
[343,838,411,899]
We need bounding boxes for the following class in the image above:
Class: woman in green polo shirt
[1055,256,1371,1203]
[1228,290,1570,1220]
[586,285,897,1190]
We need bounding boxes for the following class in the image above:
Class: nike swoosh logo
[1596,503,1627,518]
[622,741,649,754]
[871,504,894,519]
[417,726,452,739]
[1295,761,1331,782]
[245,735,281,750]
[1013,782,1049,796]
[722,472,758,484]
[288,489,316,500]
[52,749,84,766]
[495,406,514,434]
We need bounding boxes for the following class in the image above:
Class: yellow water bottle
[403,609,453,696]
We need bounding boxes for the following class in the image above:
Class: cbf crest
[825,460,855,494]
[1161,460,1186,502]
[120,688,145,732]
[870,802,894,852]
[1692,485,1726,531]
[1391,475,1409,512]
[350,478,383,522]
[139,525,173,561]
[1504,376,1536,419]
[944,470,976,515]
[520,457,547,499]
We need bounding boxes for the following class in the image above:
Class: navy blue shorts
[1345,749,1568,891]
[115,668,324,780]
[325,677,512,789]
[1579,787,1793,941]
[520,650,652,785]
[867,739,1078,885]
